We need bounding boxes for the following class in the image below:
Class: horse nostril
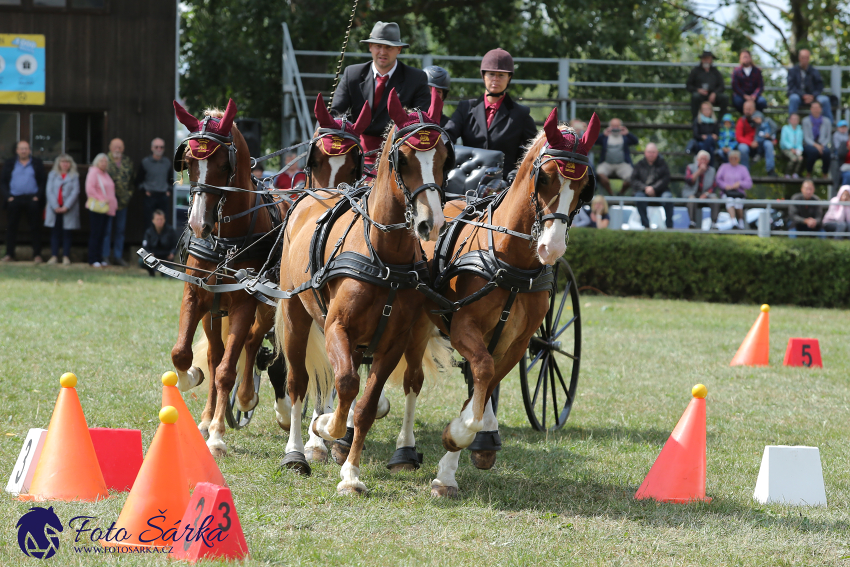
[417,221,432,238]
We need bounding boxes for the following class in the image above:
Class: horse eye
[398,154,408,167]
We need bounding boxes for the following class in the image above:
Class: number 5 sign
[5,428,47,496]
[169,482,249,563]
[783,338,823,368]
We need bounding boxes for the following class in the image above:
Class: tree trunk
[788,0,808,64]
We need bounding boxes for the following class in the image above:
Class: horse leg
[171,287,208,392]
[312,320,359,442]
[198,314,224,439]
[236,308,268,412]
[269,354,291,431]
[304,388,334,463]
[376,388,391,420]
[387,318,429,473]
[279,298,313,476]
[331,400,356,466]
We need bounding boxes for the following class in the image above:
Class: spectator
[274,151,306,190]
[44,154,80,265]
[588,195,609,228]
[731,50,766,112]
[424,65,451,127]
[687,100,719,159]
[823,185,850,237]
[686,48,728,119]
[137,137,173,230]
[789,179,823,232]
[736,100,775,175]
[140,209,178,276]
[716,150,753,229]
[594,118,638,196]
[717,113,737,164]
[780,113,804,178]
[753,111,777,176]
[683,150,720,229]
[1,140,46,263]
[837,136,850,186]
[787,49,833,121]
[631,143,672,229]
[103,138,134,266]
[85,153,117,268]
[802,101,832,177]
[833,120,848,159]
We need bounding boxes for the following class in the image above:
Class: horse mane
[374,124,395,189]
[203,107,224,118]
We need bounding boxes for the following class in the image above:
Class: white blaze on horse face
[188,160,209,236]
[396,392,418,448]
[537,177,575,265]
[412,148,445,241]
[327,156,347,188]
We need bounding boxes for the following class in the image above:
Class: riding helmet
[424,65,451,92]
[480,48,515,76]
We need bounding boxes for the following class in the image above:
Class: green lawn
[2,264,850,566]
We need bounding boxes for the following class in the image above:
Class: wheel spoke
[551,345,578,360]
[554,280,571,329]
[553,361,572,405]
[549,357,558,426]
[531,353,549,409]
[527,347,546,371]
[542,354,548,430]
[553,315,578,340]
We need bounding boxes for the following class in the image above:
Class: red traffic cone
[169,482,249,563]
[731,304,770,366]
[160,372,226,488]
[635,384,711,504]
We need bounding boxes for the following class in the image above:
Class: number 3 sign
[5,429,47,496]
[783,338,823,368]
[169,482,249,562]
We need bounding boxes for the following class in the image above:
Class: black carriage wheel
[225,365,262,430]
[519,257,581,431]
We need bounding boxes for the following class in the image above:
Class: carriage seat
[445,145,505,199]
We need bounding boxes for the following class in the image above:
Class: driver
[444,48,537,180]
[424,65,452,127]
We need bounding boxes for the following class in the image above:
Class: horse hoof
[209,445,227,458]
[280,451,312,476]
[430,484,458,499]
[470,450,498,470]
[331,442,350,466]
[337,482,368,496]
[276,415,291,432]
[376,396,391,420]
[388,463,418,474]
[305,448,328,463]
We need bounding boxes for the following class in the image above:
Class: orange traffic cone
[161,372,226,488]
[635,384,710,504]
[102,406,190,550]
[730,304,770,366]
[21,373,109,502]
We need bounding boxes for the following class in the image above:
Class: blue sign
[0,34,46,105]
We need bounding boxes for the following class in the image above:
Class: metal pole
[558,59,569,120]
[831,64,841,113]
[422,54,433,69]
[282,23,295,148]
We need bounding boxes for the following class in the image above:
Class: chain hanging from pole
[328,0,360,112]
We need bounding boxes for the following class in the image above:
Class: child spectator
[687,101,719,159]
[833,120,849,160]
[752,111,777,176]
[780,113,804,179]
[717,114,736,164]
[141,210,178,276]
[823,185,850,237]
[716,150,752,229]
[789,179,823,232]
[588,195,609,228]
[44,154,80,265]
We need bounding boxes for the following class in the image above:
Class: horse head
[383,87,451,242]
[309,93,371,188]
[525,108,600,264]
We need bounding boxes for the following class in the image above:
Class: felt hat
[360,22,408,47]
[700,48,714,59]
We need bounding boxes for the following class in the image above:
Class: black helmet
[480,48,514,76]
[424,65,451,92]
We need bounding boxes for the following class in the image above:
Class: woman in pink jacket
[85,153,117,267]
[823,185,850,237]
[715,150,753,229]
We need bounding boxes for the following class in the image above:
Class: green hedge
[562,229,850,308]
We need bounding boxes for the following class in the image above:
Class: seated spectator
[631,143,672,229]
[716,150,752,229]
[789,179,823,232]
[594,118,638,196]
[140,209,178,277]
[833,120,848,158]
[588,195,609,228]
[686,48,728,119]
[274,151,307,190]
[687,101,719,160]
[736,100,775,175]
[732,50,767,112]
[823,185,850,237]
[683,150,720,229]
[716,113,736,164]
[44,154,80,265]
[788,49,833,121]
[802,101,832,177]
[780,113,804,178]
[837,136,850,186]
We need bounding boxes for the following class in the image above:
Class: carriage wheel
[225,365,262,430]
[519,257,581,431]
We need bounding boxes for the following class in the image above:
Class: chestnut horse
[275,88,452,492]
[411,108,600,497]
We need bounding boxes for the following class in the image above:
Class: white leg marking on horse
[236,388,259,412]
[481,397,498,431]
[305,391,334,457]
[313,408,339,441]
[176,366,202,392]
[448,397,483,449]
[396,391,418,448]
[285,397,305,454]
[327,156,346,188]
[346,402,355,427]
[275,396,292,429]
[338,461,367,494]
[537,178,574,264]
[431,450,461,490]
[376,389,390,419]
[206,420,227,455]
[198,419,210,437]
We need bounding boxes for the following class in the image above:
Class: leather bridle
[306,115,366,187]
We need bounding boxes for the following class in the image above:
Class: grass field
[2,264,850,566]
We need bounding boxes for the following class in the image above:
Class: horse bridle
[306,115,366,188]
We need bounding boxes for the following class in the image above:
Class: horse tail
[385,324,453,388]
[274,301,333,402]
[191,316,248,380]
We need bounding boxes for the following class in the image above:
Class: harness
[306,115,366,187]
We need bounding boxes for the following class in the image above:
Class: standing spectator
[137,137,173,230]
[140,209,178,276]
[802,101,832,177]
[273,151,306,190]
[731,50,766,112]
[683,150,720,229]
[789,179,823,232]
[736,100,775,174]
[85,153,117,268]
[687,101,719,159]
[752,111,777,176]
[780,113,805,178]
[685,48,728,119]
[44,154,80,265]
[594,118,638,195]
[103,138,134,266]
[823,185,850,237]
[837,136,850,186]
[631,143,673,229]
[424,65,451,127]
[587,195,609,228]
[716,150,753,229]
[717,113,737,164]
[1,140,47,263]
[787,49,833,121]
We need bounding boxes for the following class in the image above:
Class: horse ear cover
[174,100,200,132]
[314,93,337,129]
